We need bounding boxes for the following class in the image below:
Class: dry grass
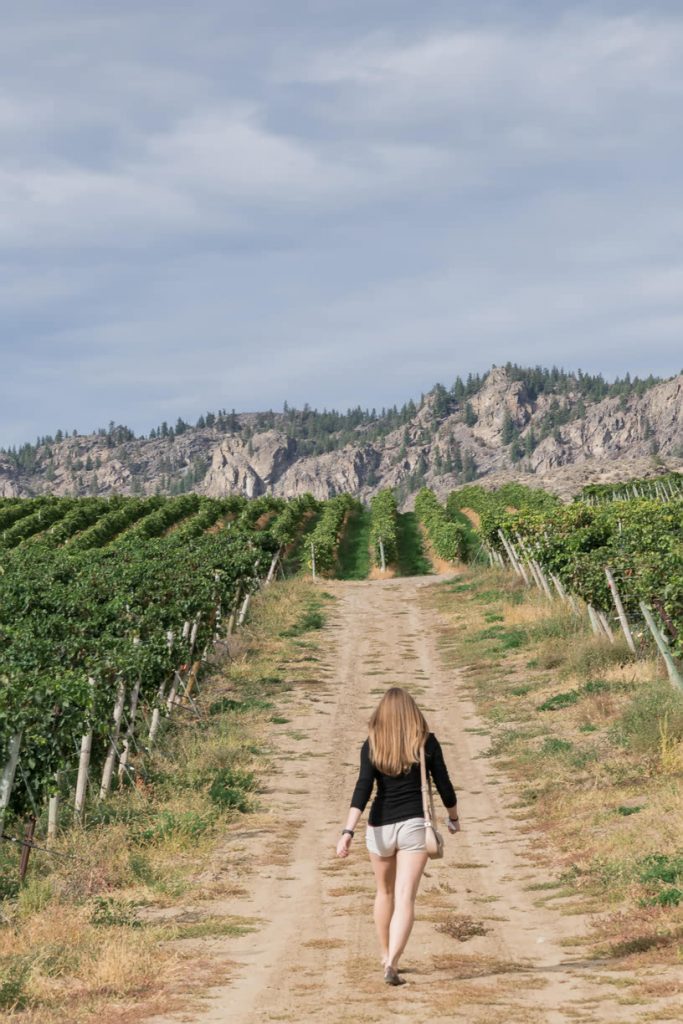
[435,913,489,942]
[428,566,683,965]
[430,952,530,978]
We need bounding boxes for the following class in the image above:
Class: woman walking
[336,687,460,985]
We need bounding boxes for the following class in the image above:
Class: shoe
[384,965,402,986]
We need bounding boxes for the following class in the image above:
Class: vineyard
[446,482,683,669]
[3,479,680,846]
[1,476,682,1023]
[0,493,325,847]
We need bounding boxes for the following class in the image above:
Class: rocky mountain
[2,367,681,503]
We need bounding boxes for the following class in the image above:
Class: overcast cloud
[2,1,682,447]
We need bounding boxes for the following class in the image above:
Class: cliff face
[2,369,681,502]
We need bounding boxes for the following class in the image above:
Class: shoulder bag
[419,743,444,860]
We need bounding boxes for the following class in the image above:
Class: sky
[2,0,683,447]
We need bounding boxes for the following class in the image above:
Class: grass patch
[396,512,432,576]
[336,504,371,580]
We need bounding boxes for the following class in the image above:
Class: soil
[143,576,680,1024]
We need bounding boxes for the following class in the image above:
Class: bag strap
[419,742,437,827]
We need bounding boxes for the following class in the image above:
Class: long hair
[368,687,429,776]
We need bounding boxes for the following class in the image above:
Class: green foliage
[208,766,256,811]
[451,482,682,660]
[369,489,399,567]
[335,504,371,580]
[0,959,30,1011]
[636,853,683,907]
[90,896,141,928]
[0,493,322,817]
[414,488,468,563]
[306,494,358,575]
[611,682,683,753]
[580,471,683,504]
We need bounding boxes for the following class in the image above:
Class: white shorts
[366,817,427,857]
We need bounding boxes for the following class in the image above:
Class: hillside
[1,365,681,502]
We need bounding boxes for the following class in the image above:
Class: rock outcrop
[2,369,681,503]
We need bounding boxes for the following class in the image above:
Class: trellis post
[0,733,22,834]
[639,603,683,692]
[605,567,636,654]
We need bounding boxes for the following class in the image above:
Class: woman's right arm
[336,740,373,858]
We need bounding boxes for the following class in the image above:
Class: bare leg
[369,852,396,964]
[387,850,428,970]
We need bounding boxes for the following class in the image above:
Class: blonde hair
[368,687,429,776]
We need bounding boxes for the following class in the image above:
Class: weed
[281,606,325,636]
[616,806,643,816]
[208,696,273,716]
[541,737,573,756]
[436,914,489,941]
[135,809,214,845]
[637,853,683,888]
[208,766,256,811]
[0,957,30,1011]
[475,625,527,649]
[91,896,141,928]
[568,635,634,677]
[538,690,580,712]
[612,681,683,755]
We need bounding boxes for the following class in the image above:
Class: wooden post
[227,588,241,635]
[310,542,316,580]
[0,733,22,834]
[511,533,533,587]
[47,773,61,845]
[596,610,615,643]
[18,816,36,884]
[266,549,281,585]
[238,592,251,626]
[189,618,199,654]
[74,679,95,823]
[639,602,683,692]
[148,680,166,746]
[99,678,126,799]
[586,604,603,637]
[531,559,553,600]
[550,573,569,604]
[118,677,141,782]
[605,567,637,654]
[525,556,543,591]
[184,660,202,702]
[378,536,386,572]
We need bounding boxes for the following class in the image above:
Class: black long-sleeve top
[350,733,457,827]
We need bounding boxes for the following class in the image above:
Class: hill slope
[1,366,681,501]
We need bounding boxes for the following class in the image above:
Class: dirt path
[144,576,669,1024]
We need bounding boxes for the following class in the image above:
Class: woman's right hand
[336,833,353,858]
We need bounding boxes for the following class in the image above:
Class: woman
[336,687,460,985]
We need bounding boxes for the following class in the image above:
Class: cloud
[1,3,683,447]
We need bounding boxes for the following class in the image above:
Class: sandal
[384,965,402,986]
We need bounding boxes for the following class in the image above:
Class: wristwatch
[341,828,355,838]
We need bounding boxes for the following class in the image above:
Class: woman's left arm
[429,736,458,812]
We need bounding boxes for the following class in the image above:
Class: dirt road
[145,576,669,1024]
